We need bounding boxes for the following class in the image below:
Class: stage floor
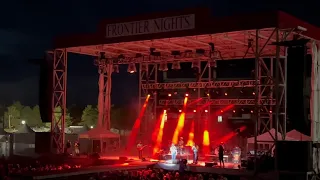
[29,155,253,179]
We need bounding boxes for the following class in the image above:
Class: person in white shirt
[192,143,199,164]
[170,143,177,162]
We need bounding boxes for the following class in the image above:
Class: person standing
[218,144,225,168]
[191,143,199,164]
[136,141,144,159]
[170,143,177,162]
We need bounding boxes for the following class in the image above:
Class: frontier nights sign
[105,14,195,38]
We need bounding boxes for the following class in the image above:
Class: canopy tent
[79,127,120,139]
[79,127,120,154]
[286,129,311,141]
[247,128,296,144]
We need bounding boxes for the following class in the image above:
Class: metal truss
[95,58,113,130]
[138,64,157,140]
[159,99,276,106]
[141,80,257,89]
[49,49,67,154]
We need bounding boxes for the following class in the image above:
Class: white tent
[286,129,311,141]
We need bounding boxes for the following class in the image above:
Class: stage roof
[54,9,320,60]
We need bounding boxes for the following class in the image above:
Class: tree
[4,104,21,129]
[32,105,42,126]
[79,105,98,127]
[54,106,72,127]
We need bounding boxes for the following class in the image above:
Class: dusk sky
[0,0,319,107]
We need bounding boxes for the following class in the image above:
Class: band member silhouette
[192,143,199,164]
[136,141,143,159]
[219,143,225,168]
[170,143,177,162]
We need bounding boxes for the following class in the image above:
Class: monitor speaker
[276,141,312,172]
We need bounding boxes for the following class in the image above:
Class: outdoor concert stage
[28,156,252,179]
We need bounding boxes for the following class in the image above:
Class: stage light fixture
[224,92,228,96]
[113,65,119,73]
[127,63,137,73]
[233,110,236,113]
[191,60,200,69]
[205,110,208,113]
[220,110,224,113]
[269,110,272,114]
[118,54,125,59]
[185,93,189,97]
[179,110,182,113]
[193,110,197,112]
[168,93,172,97]
[252,92,255,95]
[174,91,178,95]
[250,110,254,113]
[172,61,181,70]
[159,63,168,71]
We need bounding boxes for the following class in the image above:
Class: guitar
[137,145,149,151]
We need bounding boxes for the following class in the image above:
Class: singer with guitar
[137,141,147,159]
[192,143,199,164]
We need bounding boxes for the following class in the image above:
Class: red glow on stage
[172,97,188,144]
[153,110,167,155]
[126,95,150,153]
[186,120,195,146]
[218,126,247,143]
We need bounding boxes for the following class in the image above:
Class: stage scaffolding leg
[50,49,67,154]
[139,63,157,142]
[254,28,287,173]
[97,59,112,130]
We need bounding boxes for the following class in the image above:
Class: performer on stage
[137,141,143,159]
[191,143,199,164]
[178,137,184,155]
[74,141,80,156]
[170,143,177,162]
[218,143,225,168]
[231,146,241,164]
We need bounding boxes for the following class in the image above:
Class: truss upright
[50,49,67,154]
[139,59,157,141]
[95,57,113,129]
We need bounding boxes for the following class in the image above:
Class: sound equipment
[205,162,217,167]
[119,156,128,161]
[287,46,308,131]
[35,132,51,154]
[39,57,53,123]
[276,141,312,172]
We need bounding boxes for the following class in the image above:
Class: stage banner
[106,14,195,38]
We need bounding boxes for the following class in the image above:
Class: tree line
[0,101,136,130]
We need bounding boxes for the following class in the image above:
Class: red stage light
[193,110,196,113]
[204,110,208,113]
[250,110,254,113]
[224,92,228,96]
[220,110,224,113]
[179,110,182,113]
[185,93,189,97]
[168,93,172,97]
[233,110,236,113]
[269,110,272,113]
[252,92,256,95]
